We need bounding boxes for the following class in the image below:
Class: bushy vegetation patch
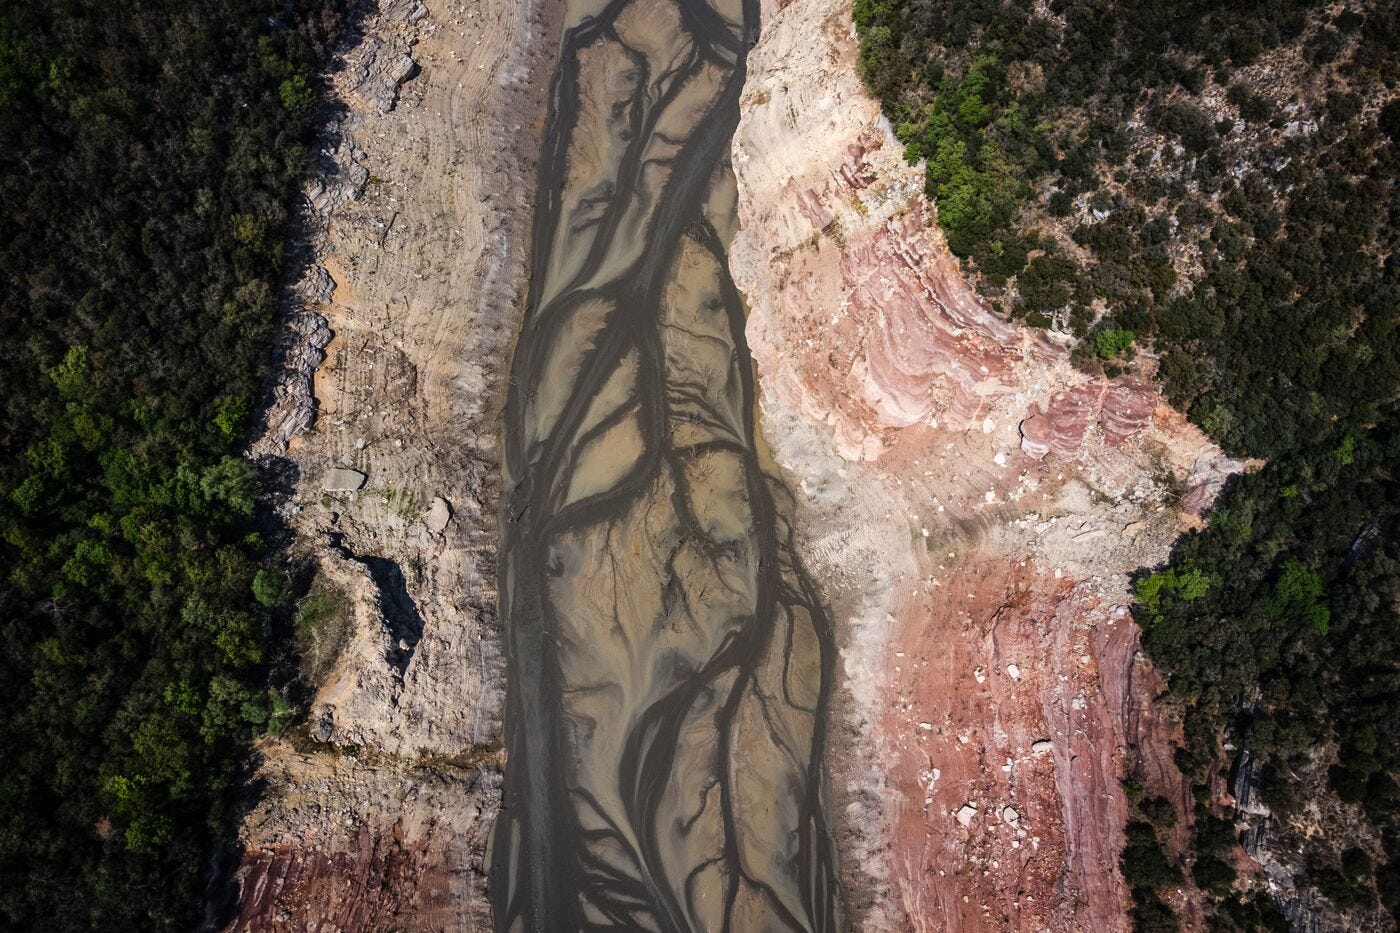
[0,1,351,926]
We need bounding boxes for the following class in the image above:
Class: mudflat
[491,0,842,929]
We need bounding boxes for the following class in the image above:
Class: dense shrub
[0,1,349,927]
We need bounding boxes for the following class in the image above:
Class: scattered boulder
[957,804,978,827]
[311,708,336,743]
[301,265,336,305]
[347,37,421,113]
[1019,414,1053,460]
[347,162,370,199]
[386,53,417,90]
[425,496,452,533]
[324,467,367,492]
[249,312,333,457]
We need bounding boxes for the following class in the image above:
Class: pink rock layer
[731,0,1239,928]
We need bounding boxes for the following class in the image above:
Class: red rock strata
[731,0,1237,927]
[233,828,438,932]
[226,739,501,933]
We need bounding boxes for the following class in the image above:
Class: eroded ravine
[490,0,842,929]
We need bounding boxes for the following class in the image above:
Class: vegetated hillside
[854,0,1400,929]
[0,1,348,927]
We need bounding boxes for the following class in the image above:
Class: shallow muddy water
[490,0,842,928]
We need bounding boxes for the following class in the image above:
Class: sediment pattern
[490,0,841,929]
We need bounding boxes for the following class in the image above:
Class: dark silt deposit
[489,0,844,929]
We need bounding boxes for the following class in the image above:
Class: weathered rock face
[230,0,555,927]
[730,0,1237,928]
[227,740,500,932]
[254,0,549,760]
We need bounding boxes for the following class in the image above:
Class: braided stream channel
[489,0,843,928]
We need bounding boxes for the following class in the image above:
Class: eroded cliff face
[730,0,1237,928]
[230,0,555,927]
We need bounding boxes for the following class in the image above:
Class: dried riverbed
[490,0,843,928]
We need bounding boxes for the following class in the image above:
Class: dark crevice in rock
[327,532,425,674]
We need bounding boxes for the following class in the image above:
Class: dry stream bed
[491,0,843,928]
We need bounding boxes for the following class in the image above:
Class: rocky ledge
[229,0,555,927]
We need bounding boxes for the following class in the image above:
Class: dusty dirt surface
[230,0,555,927]
[730,0,1237,928]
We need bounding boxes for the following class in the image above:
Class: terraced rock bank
[229,0,555,926]
[730,0,1236,927]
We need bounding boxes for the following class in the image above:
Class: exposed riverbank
[730,0,1236,927]
[228,0,558,926]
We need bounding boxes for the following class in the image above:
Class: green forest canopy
[0,1,349,927]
